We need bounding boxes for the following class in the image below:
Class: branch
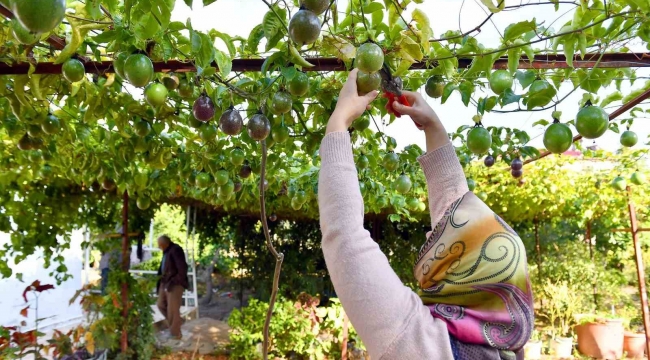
[66,14,113,25]
[259,139,284,360]
[430,11,494,43]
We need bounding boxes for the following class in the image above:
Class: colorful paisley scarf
[415,192,534,360]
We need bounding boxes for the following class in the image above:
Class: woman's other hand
[327,69,379,134]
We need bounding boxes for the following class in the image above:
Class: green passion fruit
[477,191,488,201]
[113,52,128,79]
[425,76,444,98]
[144,83,168,108]
[219,108,244,136]
[137,196,151,210]
[247,113,271,141]
[230,148,245,166]
[291,197,303,210]
[178,79,194,98]
[356,70,381,94]
[467,126,492,155]
[62,59,85,83]
[631,172,646,185]
[288,72,309,97]
[199,124,218,142]
[395,174,412,194]
[13,0,66,34]
[611,176,627,191]
[41,114,60,135]
[467,178,476,191]
[11,20,39,45]
[215,169,229,186]
[543,122,573,154]
[355,43,384,73]
[272,123,290,143]
[357,155,369,169]
[271,92,293,114]
[196,172,211,189]
[301,0,329,15]
[620,130,638,147]
[489,70,513,95]
[162,74,180,91]
[575,105,609,139]
[289,9,321,46]
[353,117,370,131]
[124,54,154,88]
[383,152,399,172]
[134,120,151,137]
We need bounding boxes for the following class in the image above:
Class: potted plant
[538,280,579,359]
[623,317,646,359]
[524,329,543,360]
[574,314,624,359]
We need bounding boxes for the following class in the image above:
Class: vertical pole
[627,186,650,358]
[534,219,541,279]
[149,219,154,249]
[341,312,349,360]
[586,221,598,307]
[83,227,90,287]
[121,191,129,354]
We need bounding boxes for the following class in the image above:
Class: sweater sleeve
[417,142,470,229]
[318,132,454,360]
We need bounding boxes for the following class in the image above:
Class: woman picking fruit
[318,69,534,359]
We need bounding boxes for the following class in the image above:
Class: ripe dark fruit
[484,155,495,167]
[137,197,151,210]
[611,176,627,191]
[631,172,646,185]
[144,83,168,108]
[271,92,293,114]
[620,130,638,147]
[13,0,66,34]
[12,21,39,45]
[102,179,116,191]
[288,72,310,97]
[199,124,218,142]
[240,164,252,178]
[511,169,523,178]
[467,178,476,191]
[230,148,245,166]
[247,113,271,141]
[134,120,151,137]
[62,59,85,83]
[272,124,290,143]
[575,105,608,139]
[543,122,573,154]
[511,158,523,171]
[356,70,381,94]
[41,114,60,135]
[467,127,492,155]
[219,108,244,135]
[356,43,384,73]
[193,95,216,122]
[395,174,412,194]
[269,213,278,222]
[162,74,180,91]
[289,9,321,46]
[383,152,399,172]
[425,77,444,98]
[17,135,33,150]
[489,70,514,95]
[234,181,243,193]
[301,0,329,14]
[178,79,194,98]
[113,52,128,79]
[124,54,154,88]
[196,172,211,189]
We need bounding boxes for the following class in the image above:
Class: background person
[156,235,189,340]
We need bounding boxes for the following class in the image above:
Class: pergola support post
[121,190,129,354]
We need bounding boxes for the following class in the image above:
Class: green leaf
[609,122,620,134]
[263,9,283,40]
[485,96,498,111]
[458,81,474,107]
[247,24,265,53]
[533,119,550,127]
[281,67,298,81]
[215,50,231,78]
[515,70,536,89]
[500,88,522,106]
[564,39,575,68]
[441,83,458,104]
[203,0,218,7]
[364,2,384,13]
[321,35,357,62]
[514,130,531,144]
[522,45,535,62]
[210,30,236,57]
[520,146,540,159]
[184,0,193,8]
[578,33,587,60]
[507,49,521,75]
[86,0,102,19]
[504,20,537,40]
[480,0,506,13]
[600,91,623,108]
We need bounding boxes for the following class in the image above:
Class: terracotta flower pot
[623,332,646,359]
[551,337,573,358]
[524,341,542,360]
[575,319,624,359]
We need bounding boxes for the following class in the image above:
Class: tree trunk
[202,251,219,305]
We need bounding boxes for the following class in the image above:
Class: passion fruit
[162,73,180,91]
[271,92,293,114]
[124,54,154,88]
[467,178,476,191]
[484,155,495,167]
[611,176,627,191]
[301,0,329,15]
[355,43,384,74]
[489,70,513,95]
[215,169,229,186]
[193,95,216,122]
[13,0,66,34]
[353,117,370,131]
[144,83,168,108]
[511,158,523,171]
[136,196,151,210]
[196,172,211,189]
[395,174,412,194]
[178,79,194,98]
[620,130,638,147]
[239,164,252,178]
[11,20,39,45]
[230,148,245,166]
[631,172,646,185]
[113,52,128,79]
[575,105,608,139]
[219,108,244,135]
[289,9,321,46]
[425,76,444,98]
[357,155,369,169]
[288,72,309,97]
[247,113,271,141]
[62,59,85,83]
[272,123,290,143]
[134,120,151,137]
[199,124,218,142]
[511,169,523,178]
[543,122,573,154]
[102,178,116,191]
[356,70,381,94]
[467,126,492,155]
[41,114,60,135]
[383,152,399,172]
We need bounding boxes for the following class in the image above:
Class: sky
[169,0,650,155]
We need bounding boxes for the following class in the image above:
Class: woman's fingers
[392,101,416,116]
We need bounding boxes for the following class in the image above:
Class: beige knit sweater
[319,131,466,360]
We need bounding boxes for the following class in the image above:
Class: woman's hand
[327,69,379,134]
[392,91,450,152]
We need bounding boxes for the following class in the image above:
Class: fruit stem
[552,118,560,124]
[259,139,284,360]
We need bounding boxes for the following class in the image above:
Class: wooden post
[586,221,598,307]
[121,191,129,354]
[627,186,650,358]
[341,312,349,360]
[534,218,541,280]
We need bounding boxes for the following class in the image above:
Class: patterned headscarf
[414,192,534,360]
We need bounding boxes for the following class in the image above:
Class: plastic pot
[623,332,646,359]
[575,319,624,359]
[551,337,573,358]
[524,341,542,360]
